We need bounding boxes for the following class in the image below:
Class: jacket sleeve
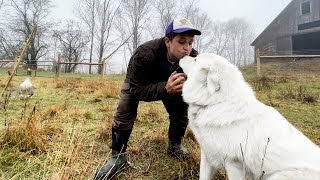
[128,46,168,102]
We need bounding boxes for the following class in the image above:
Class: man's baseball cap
[165,18,201,36]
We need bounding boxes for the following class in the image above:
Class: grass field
[0,66,319,180]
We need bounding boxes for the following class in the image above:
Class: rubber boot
[167,118,190,160]
[94,128,131,180]
[94,150,129,180]
[167,139,190,160]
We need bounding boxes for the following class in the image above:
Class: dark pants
[112,91,139,131]
[162,94,189,144]
[112,87,189,150]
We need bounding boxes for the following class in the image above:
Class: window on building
[301,1,311,15]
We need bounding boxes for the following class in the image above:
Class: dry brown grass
[0,68,319,179]
[1,105,57,154]
[137,102,166,123]
[99,81,121,98]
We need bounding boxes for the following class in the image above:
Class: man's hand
[165,71,187,94]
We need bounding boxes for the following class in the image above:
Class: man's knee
[112,95,139,131]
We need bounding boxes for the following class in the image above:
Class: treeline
[0,0,255,74]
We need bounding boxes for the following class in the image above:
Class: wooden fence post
[256,48,261,77]
[102,58,106,79]
[1,25,36,97]
[57,53,61,78]
[12,55,19,75]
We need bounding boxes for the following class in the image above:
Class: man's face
[165,33,195,62]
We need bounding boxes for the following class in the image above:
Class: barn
[251,0,320,56]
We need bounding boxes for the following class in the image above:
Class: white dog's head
[179,53,254,106]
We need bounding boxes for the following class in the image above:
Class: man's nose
[183,44,192,51]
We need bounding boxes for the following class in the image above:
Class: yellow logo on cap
[180,19,188,25]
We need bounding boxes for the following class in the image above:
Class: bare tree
[151,0,178,38]
[0,30,22,59]
[112,8,134,70]
[179,0,254,66]
[95,0,128,74]
[0,0,4,9]
[53,21,89,73]
[179,0,200,19]
[5,0,53,69]
[225,18,255,66]
[210,21,231,56]
[77,0,96,74]
[175,0,216,53]
[121,0,151,54]
[189,12,215,53]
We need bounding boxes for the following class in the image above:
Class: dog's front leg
[199,149,216,180]
[225,161,249,180]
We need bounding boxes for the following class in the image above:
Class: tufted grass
[0,67,319,180]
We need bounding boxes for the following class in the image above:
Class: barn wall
[253,0,320,56]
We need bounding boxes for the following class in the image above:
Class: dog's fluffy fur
[179,53,320,180]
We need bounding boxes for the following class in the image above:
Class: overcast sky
[49,0,293,73]
[52,0,292,35]
[199,0,292,35]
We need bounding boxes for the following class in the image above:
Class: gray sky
[0,0,293,73]
[199,0,292,35]
[53,0,292,35]
[52,0,74,20]
[49,0,293,73]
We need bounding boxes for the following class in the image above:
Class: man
[95,18,201,179]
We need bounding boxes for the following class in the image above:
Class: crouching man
[94,18,201,179]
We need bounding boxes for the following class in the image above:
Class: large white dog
[179,53,320,180]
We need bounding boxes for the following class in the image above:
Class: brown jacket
[123,37,198,102]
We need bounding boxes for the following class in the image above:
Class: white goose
[19,68,34,99]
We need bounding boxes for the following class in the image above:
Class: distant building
[251,0,320,56]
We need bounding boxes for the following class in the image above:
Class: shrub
[252,75,275,91]
[280,86,318,103]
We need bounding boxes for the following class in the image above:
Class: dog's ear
[207,68,221,93]
[200,67,220,93]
